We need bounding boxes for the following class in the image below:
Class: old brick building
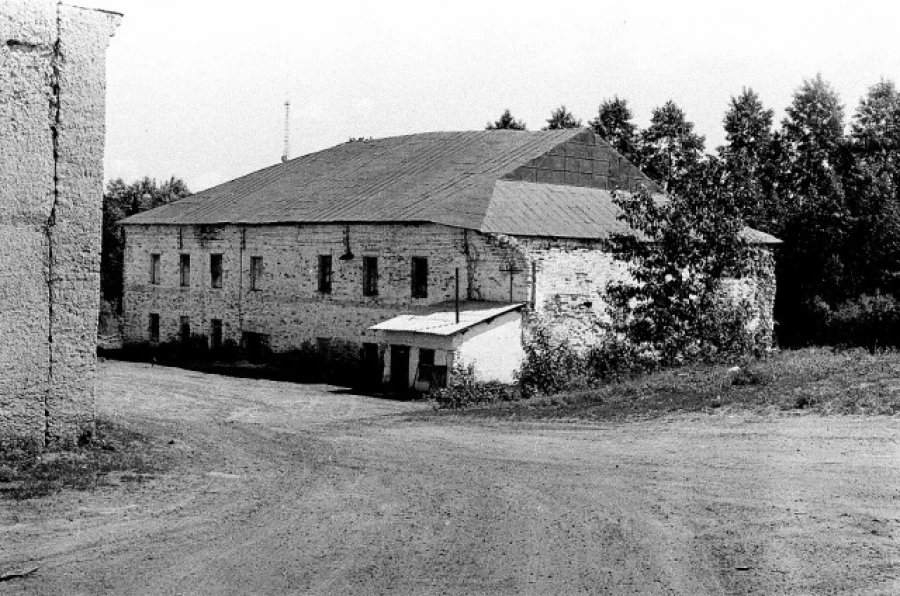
[121,129,778,388]
[1,1,120,448]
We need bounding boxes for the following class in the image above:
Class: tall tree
[780,73,846,210]
[543,105,582,130]
[590,96,640,162]
[844,79,900,295]
[719,88,777,230]
[773,75,849,344]
[102,177,191,305]
[638,100,706,192]
[486,109,527,131]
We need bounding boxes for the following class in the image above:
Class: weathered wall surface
[520,237,631,350]
[122,221,777,368]
[122,223,520,351]
[0,1,119,448]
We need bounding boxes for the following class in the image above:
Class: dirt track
[2,361,900,594]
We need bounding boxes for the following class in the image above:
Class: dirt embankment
[2,361,899,595]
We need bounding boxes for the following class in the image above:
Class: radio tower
[281,99,290,162]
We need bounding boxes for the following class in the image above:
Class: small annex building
[120,129,779,390]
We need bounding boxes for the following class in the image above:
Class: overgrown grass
[0,419,166,501]
[432,348,900,422]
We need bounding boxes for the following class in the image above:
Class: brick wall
[0,1,119,449]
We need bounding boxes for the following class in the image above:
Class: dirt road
[2,361,900,594]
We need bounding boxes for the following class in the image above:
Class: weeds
[436,348,900,421]
[0,419,165,501]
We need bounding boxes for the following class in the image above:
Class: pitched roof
[122,129,587,229]
[120,128,778,244]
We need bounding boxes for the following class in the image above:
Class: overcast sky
[73,0,900,193]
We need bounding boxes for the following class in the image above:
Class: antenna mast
[281,99,290,162]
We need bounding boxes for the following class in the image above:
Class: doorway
[390,345,410,392]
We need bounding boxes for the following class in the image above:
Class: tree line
[489,76,900,347]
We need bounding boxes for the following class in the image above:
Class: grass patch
[431,348,900,422]
[0,419,167,501]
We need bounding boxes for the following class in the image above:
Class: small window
[363,256,378,297]
[210,318,223,350]
[250,256,263,291]
[179,254,190,288]
[411,256,428,298]
[179,315,190,344]
[150,254,161,285]
[419,348,435,366]
[149,313,160,343]
[318,255,332,294]
[210,254,223,288]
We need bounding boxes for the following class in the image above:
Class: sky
[73,0,900,193]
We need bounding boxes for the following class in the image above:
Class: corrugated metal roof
[121,128,780,244]
[122,130,582,229]
[482,181,781,243]
[369,302,524,336]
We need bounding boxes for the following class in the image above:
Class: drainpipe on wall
[238,227,245,339]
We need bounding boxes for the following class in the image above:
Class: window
[419,348,435,367]
[179,254,190,287]
[363,256,378,296]
[149,313,160,343]
[318,255,332,294]
[210,319,223,350]
[250,256,263,291]
[150,254,161,285]
[411,256,428,298]
[210,254,223,288]
[179,315,190,344]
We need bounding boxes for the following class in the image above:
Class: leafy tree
[638,100,706,192]
[486,109,527,131]
[606,161,767,364]
[719,88,778,230]
[589,96,640,162]
[843,79,900,295]
[771,75,849,344]
[102,177,191,305]
[542,105,582,130]
[780,73,846,210]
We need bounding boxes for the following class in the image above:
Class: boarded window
[210,254,223,288]
[363,256,378,296]
[149,313,160,343]
[318,255,332,294]
[150,254,161,285]
[210,318,223,350]
[179,254,190,287]
[411,256,428,298]
[179,315,190,344]
[250,256,263,290]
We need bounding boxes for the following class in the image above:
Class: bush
[517,325,592,397]
[826,294,900,351]
[429,364,521,409]
[273,341,324,382]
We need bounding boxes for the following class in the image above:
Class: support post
[455,267,460,324]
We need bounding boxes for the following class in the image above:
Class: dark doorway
[390,345,410,392]
[361,343,382,388]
